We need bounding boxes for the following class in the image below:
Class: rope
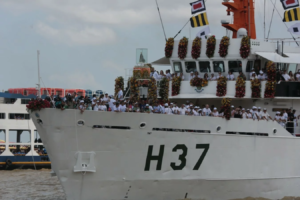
[266,0,276,41]
[155,0,167,42]
[40,77,56,108]
[28,119,37,170]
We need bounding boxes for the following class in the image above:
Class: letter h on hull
[144,145,165,171]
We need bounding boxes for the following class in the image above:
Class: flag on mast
[283,7,300,22]
[190,0,206,14]
[288,22,300,35]
[280,0,299,10]
[190,13,209,28]
[196,26,211,38]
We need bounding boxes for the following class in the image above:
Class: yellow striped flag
[190,13,209,28]
[283,7,300,22]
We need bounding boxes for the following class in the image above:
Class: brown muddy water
[1,169,300,200]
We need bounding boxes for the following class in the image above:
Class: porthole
[216,126,221,132]
[77,120,85,126]
[273,128,277,134]
[140,122,146,129]
[37,119,43,124]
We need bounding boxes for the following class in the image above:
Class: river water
[1,169,300,200]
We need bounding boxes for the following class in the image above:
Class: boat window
[21,99,31,104]
[185,62,197,73]
[173,62,182,73]
[153,128,211,133]
[288,63,297,73]
[213,61,225,72]
[199,61,211,72]
[228,61,242,72]
[9,113,30,120]
[272,108,288,112]
[246,61,254,72]
[0,113,5,119]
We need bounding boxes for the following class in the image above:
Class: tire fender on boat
[6,159,12,166]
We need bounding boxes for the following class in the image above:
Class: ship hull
[31,109,300,200]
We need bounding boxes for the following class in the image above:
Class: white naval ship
[30,0,300,199]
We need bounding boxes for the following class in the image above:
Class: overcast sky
[0,0,295,94]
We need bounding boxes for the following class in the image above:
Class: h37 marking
[144,144,210,171]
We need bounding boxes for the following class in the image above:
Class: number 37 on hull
[144,144,210,171]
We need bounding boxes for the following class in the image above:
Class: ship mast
[37,50,41,97]
[222,0,256,39]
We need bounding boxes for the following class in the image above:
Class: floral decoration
[264,61,277,98]
[191,37,201,59]
[251,78,261,98]
[221,98,231,120]
[133,69,142,79]
[165,38,174,58]
[216,77,227,97]
[235,77,245,98]
[114,76,124,98]
[159,77,169,103]
[240,36,250,59]
[26,99,51,112]
[142,70,150,79]
[202,78,208,87]
[190,77,208,88]
[148,77,158,101]
[219,36,230,57]
[206,35,216,58]
[172,76,182,96]
[178,37,188,59]
[130,77,140,102]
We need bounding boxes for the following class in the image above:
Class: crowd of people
[151,68,300,82]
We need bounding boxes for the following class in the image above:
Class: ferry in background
[0,87,105,169]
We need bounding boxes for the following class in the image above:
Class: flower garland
[148,77,157,102]
[172,76,182,96]
[26,99,51,112]
[133,69,142,79]
[178,37,188,59]
[221,98,231,120]
[216,77,227,97]
[142,70,150,79]
[190,77,208,88]
[219,36,230,58]
[264,61,277,98]
[165,38,174,58]
[130,77,140,102]
[159,77,169,103]
[251,78,261,98]
[235,77,246,98]
[114,76,124,98]
[240,36,250,59]
[206,35,216,58]
[191,37,201,59]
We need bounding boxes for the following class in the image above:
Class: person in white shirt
[241,108,247,119]
[153,71,160,80]
[261,108,272,121]
[217,72,223,79]
[296,70,300,81]
[280,113,286,127]
[246,109,252,119]
[117,88,123,100]
[210,73,217,81]
[257,71,265,81]
[194,71,201,78]
[283,109,288,121]
[120,101,127,112]
[93,101,100,111]
[202,104,211,116]
[108,96,115,111]
[198,109,203,116]
[274,112,281,123]
[252,107,260,121]
[166,70,172,80]
[99,101,107,111]
[231,105,235,117]
[179,104,186,115]
[227,71,235,81]
[185,105,191,115]
[78,100,85,114]
[177,72,185,80]
[211,108,219,117]
[250,73,257,80]
[113,102,121,112]
[193,107,199,116]
[189,72,195,80]
[164,103,172,114]
[282,70,291,81]
[257,107,263,119]
[102,93,109,102]
[250,68,256,77]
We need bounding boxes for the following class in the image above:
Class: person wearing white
[99,102,107,111]
[179,104,187,115]
[217,72,223,79]
[257,71,265,80]
[102,93,109,103]
[120,101,127,112]
[257,107,263,119]
[93,101,99,111]
[164,103,172,114]
[252,107,260,120]
[117,88,123,100]
[282,71,291,81]
[241,108,247,119]
[177,73,185,80]
[108,97,115,111]
[283,110,288,121]
[280,113,286,127]
[210,74,217,81]
[211,108,219,117]
[166,71,172,80]
[189,72,195,80]
[250,73,257,80]
[261,108,272,121]
[153,71,160,80]
[185,105,191,115]
[274,112,281,123]
[296,70,300,81]
[246,109,252,119]
[193,107,199,116]
[78,100,85,113]
[113,102,121,112]
[250,69,256,77]
[227,72,235,81]
[202,104,211,116]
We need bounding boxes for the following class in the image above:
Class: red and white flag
[190,0,206,15]
[281,0,299,10]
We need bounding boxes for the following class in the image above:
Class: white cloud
[36,22,117,45]
[48,71,102,89]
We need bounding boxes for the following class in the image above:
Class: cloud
[36,22,117,45]
[49,71,102,89]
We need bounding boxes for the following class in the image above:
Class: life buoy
[6,159,12,166]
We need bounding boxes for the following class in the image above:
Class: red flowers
[219,36,230,58]
[235,77,246,98]
[178,37,188,60]
[240,36,250,59]
[191,37,201,59]
[26,99,51,112]
[251,79,261,98]
[264,61,277,98]
[216,77,227,97]
[172,77,182,96]
[165,38,174,58]
[206,36,216,58]
[221,98,231,120]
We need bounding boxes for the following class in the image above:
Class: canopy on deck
[256,52,300,64]
[151,57,170,66]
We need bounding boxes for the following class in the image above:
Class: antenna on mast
[37,50,41,97]
[264,0,266,41]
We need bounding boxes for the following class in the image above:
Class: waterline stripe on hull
[0,162,51,165]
